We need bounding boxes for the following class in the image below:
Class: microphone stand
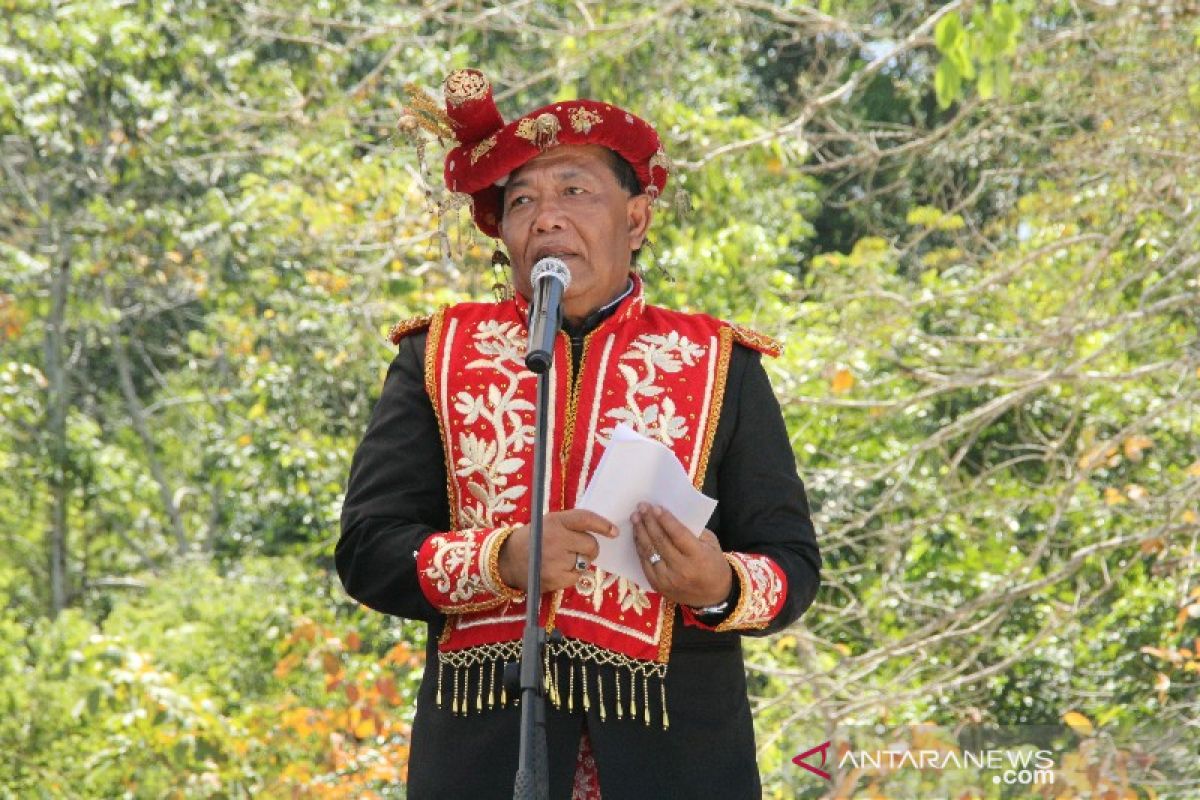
[513,338,554,800]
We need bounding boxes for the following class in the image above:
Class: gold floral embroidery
[452,320,536,527]
[602,331,707,447]
[444,70,489,106]
[573,567,652,616]
[470,134,497,164]
[569,107,603,133]
[714,552,784,632]
[515,112,561,149]
[422,529,492,608]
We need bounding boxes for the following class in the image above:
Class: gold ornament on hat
[444,70,490,107]
[516,112,562,149]
[401,83,455,139]
[470,133,498,165]
[649,148,672,180]
[569,107,604,133]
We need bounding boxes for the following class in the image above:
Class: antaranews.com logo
[793,739,1055,788]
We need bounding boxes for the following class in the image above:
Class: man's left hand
[631,503,733,607]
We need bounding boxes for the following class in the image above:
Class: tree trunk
[43,251,71,617]
[103,284,190,556]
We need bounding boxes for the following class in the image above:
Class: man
[337,69,820,799]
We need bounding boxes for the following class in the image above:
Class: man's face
[498,145,651,323]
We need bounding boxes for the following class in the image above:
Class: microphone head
[530,257,572,289]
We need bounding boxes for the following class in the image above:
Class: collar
[511,272,645,337]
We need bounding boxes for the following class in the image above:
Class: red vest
[404,276,784,725]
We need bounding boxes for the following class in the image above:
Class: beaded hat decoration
[440,69,672,238]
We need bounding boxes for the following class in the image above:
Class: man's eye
[509,195,530,208]
[565,186,586,195]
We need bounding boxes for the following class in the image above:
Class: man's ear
[627,193,653,250]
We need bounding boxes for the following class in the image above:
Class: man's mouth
[531,248,577,263]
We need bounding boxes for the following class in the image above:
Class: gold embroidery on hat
[470,133,498,164]
[444,70,489,107]
[516,112,561,149]
[569,107,603,133]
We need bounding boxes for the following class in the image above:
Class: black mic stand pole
[513,346,554,800]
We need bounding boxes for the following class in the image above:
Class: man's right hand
[497,509,618,593]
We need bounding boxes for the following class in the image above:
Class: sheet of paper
[576,424,718,589]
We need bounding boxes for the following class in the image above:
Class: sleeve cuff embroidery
[712,552,787,632]
[416,525,522,614]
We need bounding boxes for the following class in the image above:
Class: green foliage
[934,2,1024,108]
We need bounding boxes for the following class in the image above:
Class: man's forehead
[503,145,612,186]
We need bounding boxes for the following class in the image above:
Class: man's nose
[533,196,566,232]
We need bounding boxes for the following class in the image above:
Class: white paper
[576,424,718,589]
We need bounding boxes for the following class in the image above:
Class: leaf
[935,13,963,52]
[1104,487,1124,505]
[831,368,854,394]
[496,457,524,475]
[935,59,961,109]
[1139,537,1164,554]
[1123,435,1153,461]
[1063,710,1094,736]
[978,65,995,100]
[1155,672,1170,702]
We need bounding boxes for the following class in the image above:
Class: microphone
[524,257,571,374]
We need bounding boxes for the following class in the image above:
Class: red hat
[440,69,671,238]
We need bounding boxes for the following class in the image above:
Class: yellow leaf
[355,715,376,739]
[165,250,184,264]
[1123,435,1152,461]
[1063,710,1094,736]
[1183,510,1198,524]
[1104,487,1125,505]
[1186,461,1200,478]
[831,368,854,394]
[237,434,252,447]
[1155,672,1170,702]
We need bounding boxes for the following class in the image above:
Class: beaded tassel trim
[435,637,671,729]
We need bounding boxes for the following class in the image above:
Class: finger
[544,526,603,562]
[558,508,619,538]
[634,503,682,560]
[652,506,701,555]
[632,522,657,561]
[698,529,722,551]
[632,509,666,564]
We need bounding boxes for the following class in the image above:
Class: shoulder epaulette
[388,314,433,345]
[728,322,783,358]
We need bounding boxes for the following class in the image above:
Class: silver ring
[574,554,589,571]
[648,552,663,566]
